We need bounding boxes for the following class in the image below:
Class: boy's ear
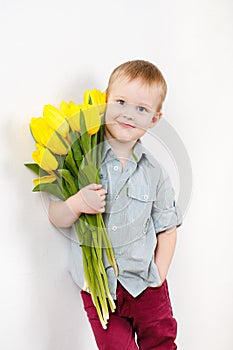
[150,112,162,128]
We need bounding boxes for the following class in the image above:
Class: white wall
[1,0,233,349]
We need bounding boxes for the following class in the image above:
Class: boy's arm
[48,199,79,228]
[48,183,107,228]
[154,226,177,284]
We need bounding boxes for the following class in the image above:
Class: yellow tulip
[59,101,81,131]
[33,174,56,186]
[43,104,70,137]
[59,101,79,116]
[69,101,81,115]
[83,89,106,115]
[60,101,72,117]
[83,89,106,105]
[67,112,81,132]
[30,117,67,155]
[81,103,101,135]
[32,144,58,172]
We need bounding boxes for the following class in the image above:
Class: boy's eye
[137,106,147,113]
[117,99,125,106]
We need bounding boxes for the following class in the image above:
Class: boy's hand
[66,184,107,216]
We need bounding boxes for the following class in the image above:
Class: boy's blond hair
[107,60,167,111]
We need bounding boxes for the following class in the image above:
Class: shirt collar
[101,138,114,163]
[101,138,157,167]
[132,141,157,167]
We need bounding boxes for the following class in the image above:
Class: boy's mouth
[116,117,136,128]
[118,121,136,128]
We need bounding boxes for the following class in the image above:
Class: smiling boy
[105,70,162,163]
[49,60,182,349]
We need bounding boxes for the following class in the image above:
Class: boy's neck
[105,134,137,169]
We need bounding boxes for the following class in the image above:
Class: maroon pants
[81,280,177,350]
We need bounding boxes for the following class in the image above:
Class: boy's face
[105,77,162,143]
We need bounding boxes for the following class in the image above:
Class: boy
[49,60,182,349]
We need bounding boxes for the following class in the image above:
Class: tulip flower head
[32,143,58,172]
[30,117,68,155]
[84,88,106,106]
[81,103,101,135]
[60,100,81,117]
[43,104,70,138]
[59,101,81,132]
[67,112,81,132]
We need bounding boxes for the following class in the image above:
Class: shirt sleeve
[151,166,182,234]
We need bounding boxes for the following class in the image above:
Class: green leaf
[70,129,77,144]
[54,154,66,169]
[80,110,90,155]
[71,138,83,168]
[91,133,97,150]
[77,170,89,190]
[32,183,66,200]
[84,213,98,232]
[78,164,99,189]
[54,172,70,199]
[57,169,78,195]
[24,163,47,176]
[65,150,79,178]
[54,129,69,150]
[98,112,106,144]
[96,112,106,167]
[90,134,98,167]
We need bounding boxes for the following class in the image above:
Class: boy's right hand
[66,183,107,217]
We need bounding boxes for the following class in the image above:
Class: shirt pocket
[127,184,156,203]
[126,184,156,234]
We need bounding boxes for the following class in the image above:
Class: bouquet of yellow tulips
[25,89,118,329]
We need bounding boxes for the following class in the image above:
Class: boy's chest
[100,157,159,243]
[99,157,159,253]
[100,156,159,201]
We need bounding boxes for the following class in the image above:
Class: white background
[1,0,233,349]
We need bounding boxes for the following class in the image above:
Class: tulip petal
[83,90,92,105]
[60,101,71,117]
[46,131,68,155]
[32,144,58,172]
[67,112,80,132]
[43,104,70,137]
[30,117,68,155]
[81,104,101,136]
[83,89,106,106]
[33,174,56,186]
[69,101,81,115]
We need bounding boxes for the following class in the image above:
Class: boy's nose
[124,113,135,120]
[123,105,136,120]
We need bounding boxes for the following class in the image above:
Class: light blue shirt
[69,139,182,299]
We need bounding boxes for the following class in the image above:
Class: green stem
[82,245,107,329]
[98,258,116,313]
[100,217,118,277]
[91,247,109,323]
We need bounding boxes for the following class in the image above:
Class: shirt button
[115,194,120,200]
[113,165,119,171]
[112,225,118,231]
[143,194,149,200]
